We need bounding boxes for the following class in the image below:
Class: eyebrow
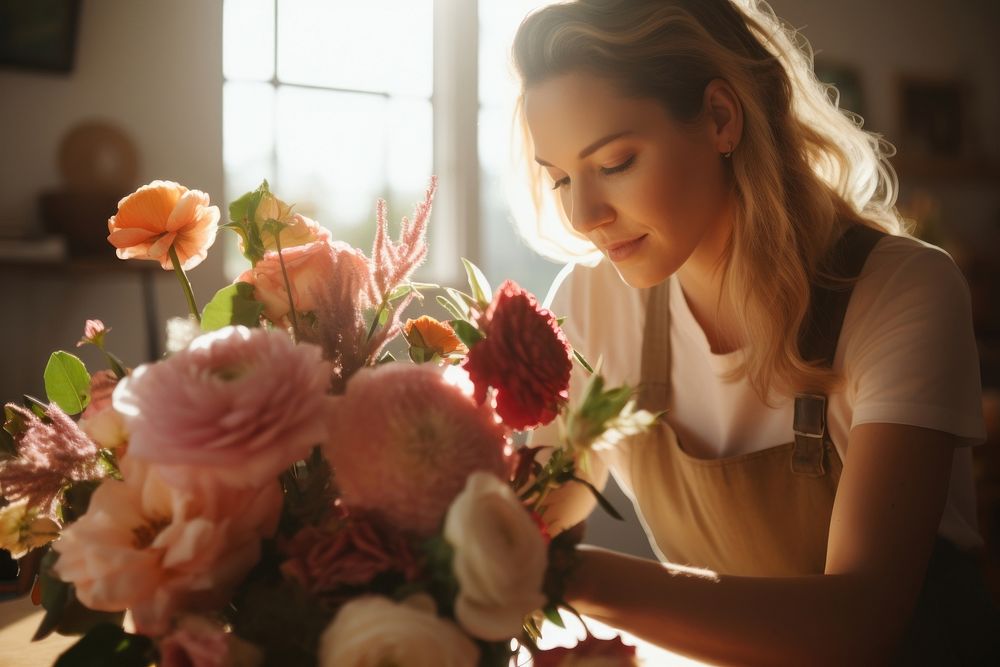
[534,130,635,167]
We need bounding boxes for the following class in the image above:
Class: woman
[513,0,999,663]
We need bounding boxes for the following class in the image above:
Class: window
[223,0,562,298]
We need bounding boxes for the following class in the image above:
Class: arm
[566,423,956,666]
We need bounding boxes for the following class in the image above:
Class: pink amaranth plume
[368,177,435,301]
[0,404,102,519]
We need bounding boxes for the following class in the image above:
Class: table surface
[0,596,708,667]
[0,597,77,667]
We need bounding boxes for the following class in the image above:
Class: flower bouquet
[0,177,656,666]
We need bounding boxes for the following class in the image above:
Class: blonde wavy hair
[511,0,907,399]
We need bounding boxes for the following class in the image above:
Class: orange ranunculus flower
[404,316,465,358]
[107,180,220,270]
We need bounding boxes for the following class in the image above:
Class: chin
[610,262,672,290]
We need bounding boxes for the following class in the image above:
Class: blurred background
[1,0,998,595]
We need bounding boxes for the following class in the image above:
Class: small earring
[722,141,734,159]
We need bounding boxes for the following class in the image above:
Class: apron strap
[637,281,672,413]
[792,224,886,475]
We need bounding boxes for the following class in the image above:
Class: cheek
[638,147,725,233]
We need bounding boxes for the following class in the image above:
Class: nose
[567,182,614,235]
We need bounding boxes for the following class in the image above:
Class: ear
[702,79,743,153]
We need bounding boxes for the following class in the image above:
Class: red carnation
[532,635,638,666]
[462,280,572,430]
[279,516,421,597]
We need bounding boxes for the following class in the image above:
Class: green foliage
[231,579,334,667]
[461,257,493,307]
[563,374,658,454]
[201,282,265,331]
[53,624,153,667]
[450,319,485,349]
[225,180,272,267]
[59,480,102,525]
[43,351,91,415]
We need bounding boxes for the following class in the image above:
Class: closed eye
[601,154,635,176]
[550,155,636,190]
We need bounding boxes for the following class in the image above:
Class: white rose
[0,500,59,559]
[444,471,548,641]
[319,594,479,667]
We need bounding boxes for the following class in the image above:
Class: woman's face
[524,71,735,288]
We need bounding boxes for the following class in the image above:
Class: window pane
[223,0,275,81]
[479,1,562,299]
[274,87,385,251]
[223,81,276,277]
[478,0,553,107]
[277,0,432,97]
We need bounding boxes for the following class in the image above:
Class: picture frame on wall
[897,76,970,159]
[0,0,82,74]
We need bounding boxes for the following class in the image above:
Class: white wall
[0,0,224,402]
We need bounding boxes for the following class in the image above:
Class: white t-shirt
[546,234,987,550]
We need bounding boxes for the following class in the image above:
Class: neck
[676,211,740,354]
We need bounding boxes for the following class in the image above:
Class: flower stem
[169,245,200,323]
[272,230,301,342]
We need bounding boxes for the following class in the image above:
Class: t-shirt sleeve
[527,263,589,448]
[842,241,986,445]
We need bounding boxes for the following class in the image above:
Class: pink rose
[159,616,263,667]
[112,326,330,488]
[52,458,282,635]
[236,240,373,327]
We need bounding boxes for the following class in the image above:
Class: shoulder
[544,258,646,388]
[839,233,985,443]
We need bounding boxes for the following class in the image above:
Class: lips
[602,234,647,262]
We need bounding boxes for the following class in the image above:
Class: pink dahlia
[463,280,572,430]
[323,364,508,536]
[112,326,330,488]
[52,457,282,636]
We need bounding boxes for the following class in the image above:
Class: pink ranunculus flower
[159,615,264,667]
[235,240,373,327]
[112,326,330,488]
[52,457,282,636]
[323,363,509,536]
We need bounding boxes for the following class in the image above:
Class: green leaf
[43,351,90,415]
[542,604,566,628]
[435,295,466,322]
[53,624,152,666]
[59,480,102,524]
[445,287,477,313]
[570,474,624,521]
[225,180,271,266]
[3,404,29,439]
[23,395,48,419]
[449,319,484,349]
[201,282,265,331]
[461,257,493,306]
[0,427,14,460]
[572,348,594,374]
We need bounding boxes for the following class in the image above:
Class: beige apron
[615,225,1000,662]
